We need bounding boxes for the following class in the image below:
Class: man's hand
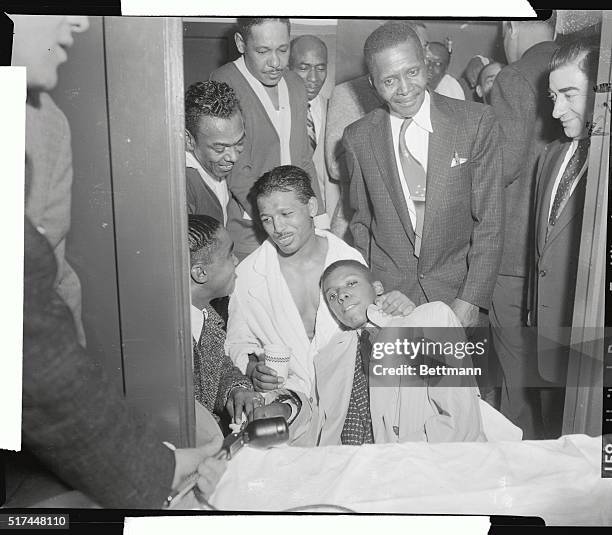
[226,387,264,423]
[252,401,291,421]
[246,353,284,392]
[376,290,416,316]
[171,435,226,502]
[450,298,480,329]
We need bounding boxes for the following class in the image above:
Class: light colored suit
[290,302,487,447]
[210,63,320,257]
[25,93,85,345]
[225,229,365,396]
[311,95,340,222]
[342,92,504,309]
[530,139,587,384]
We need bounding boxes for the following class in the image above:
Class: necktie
[193,306,227,413]
[340,330,374,446]
[548,138,590,232]
[306,103,317,152]
[398,118,427,257]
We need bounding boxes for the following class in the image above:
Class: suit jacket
[185,166,224,223]
[489,41,562,276]
[290,302,485,447]
[312,96,340,221]
[26,92,85,345]
[324,74,382,182]
[529,139,587,383]
[225,229,365,396]
[22,217,175,508]
[343,92,504,310]
[210,63,319,256]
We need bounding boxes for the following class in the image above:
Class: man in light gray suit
[342,21,504,331]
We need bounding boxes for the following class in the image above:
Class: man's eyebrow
[557,86,581,93]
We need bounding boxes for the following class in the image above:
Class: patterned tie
[306,103,317,152]
[341,330,374,445]
[548,138,590,231]
[398,118,427,257]
[193,306,227,413]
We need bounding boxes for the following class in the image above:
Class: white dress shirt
[185,151,229,225]
[190,303,209,341]
[434,73,465,100]
[308,93,325,144]
[547,139,588,220]
[234,56,292,166]
[389,91,433,230]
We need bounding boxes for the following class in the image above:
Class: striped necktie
[306,103,317,152]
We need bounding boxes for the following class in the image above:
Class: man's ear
[308,196,318,217]
[475,85,483,99]
[185,129,195,152]
[235,32,246,54]
[190,262,208,285]
[372,280,384,296]
[505,21,518,38]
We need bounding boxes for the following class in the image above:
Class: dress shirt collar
[190,303,209,341]
[185,151,220,183]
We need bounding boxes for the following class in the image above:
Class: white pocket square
[450,157,468,167]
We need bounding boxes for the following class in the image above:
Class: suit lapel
[369,109,416,246]
[423,95,457,253]
[544,171,587,247]
[536,142,569,254]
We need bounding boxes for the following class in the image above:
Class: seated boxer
[320,260,486,443]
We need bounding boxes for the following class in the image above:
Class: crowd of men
[17,14,602,508]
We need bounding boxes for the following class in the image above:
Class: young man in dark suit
[529,40,599,438]
[488,15,561,439]
[342,21,504,332]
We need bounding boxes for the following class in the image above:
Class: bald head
[290,35,328,101]
[503,15,556,63]
[425,41,450,90]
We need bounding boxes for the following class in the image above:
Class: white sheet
[210,434,612,526]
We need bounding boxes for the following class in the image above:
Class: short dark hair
[251,165,315,205]
[185,80,240,136]
[188,214,223,265]
[364,21,424,74]
[236,17,290,43]
[550,39,600,85]
[320,259,372,289]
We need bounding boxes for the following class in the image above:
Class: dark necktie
[398,118,427,257]
[341,330,374,446]
[306,103,317,152]
[548,138,590,232]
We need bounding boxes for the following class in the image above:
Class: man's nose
[338,289,350,303]
[268,52,280,69]
[552,97,567,119]
[67,16,89,33]
[397,75,410,95]
[224,146,239,163]
[272,216,286,233]
[306,68,317,83]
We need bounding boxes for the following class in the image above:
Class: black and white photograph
[2,8,611,529]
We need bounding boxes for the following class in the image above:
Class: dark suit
[488,41,561,438]
[530,139,587,384]
[211,63,320,257]
[22,217,175,508]
[342,92,503,310]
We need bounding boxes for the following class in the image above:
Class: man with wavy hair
[185,80,245,225]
